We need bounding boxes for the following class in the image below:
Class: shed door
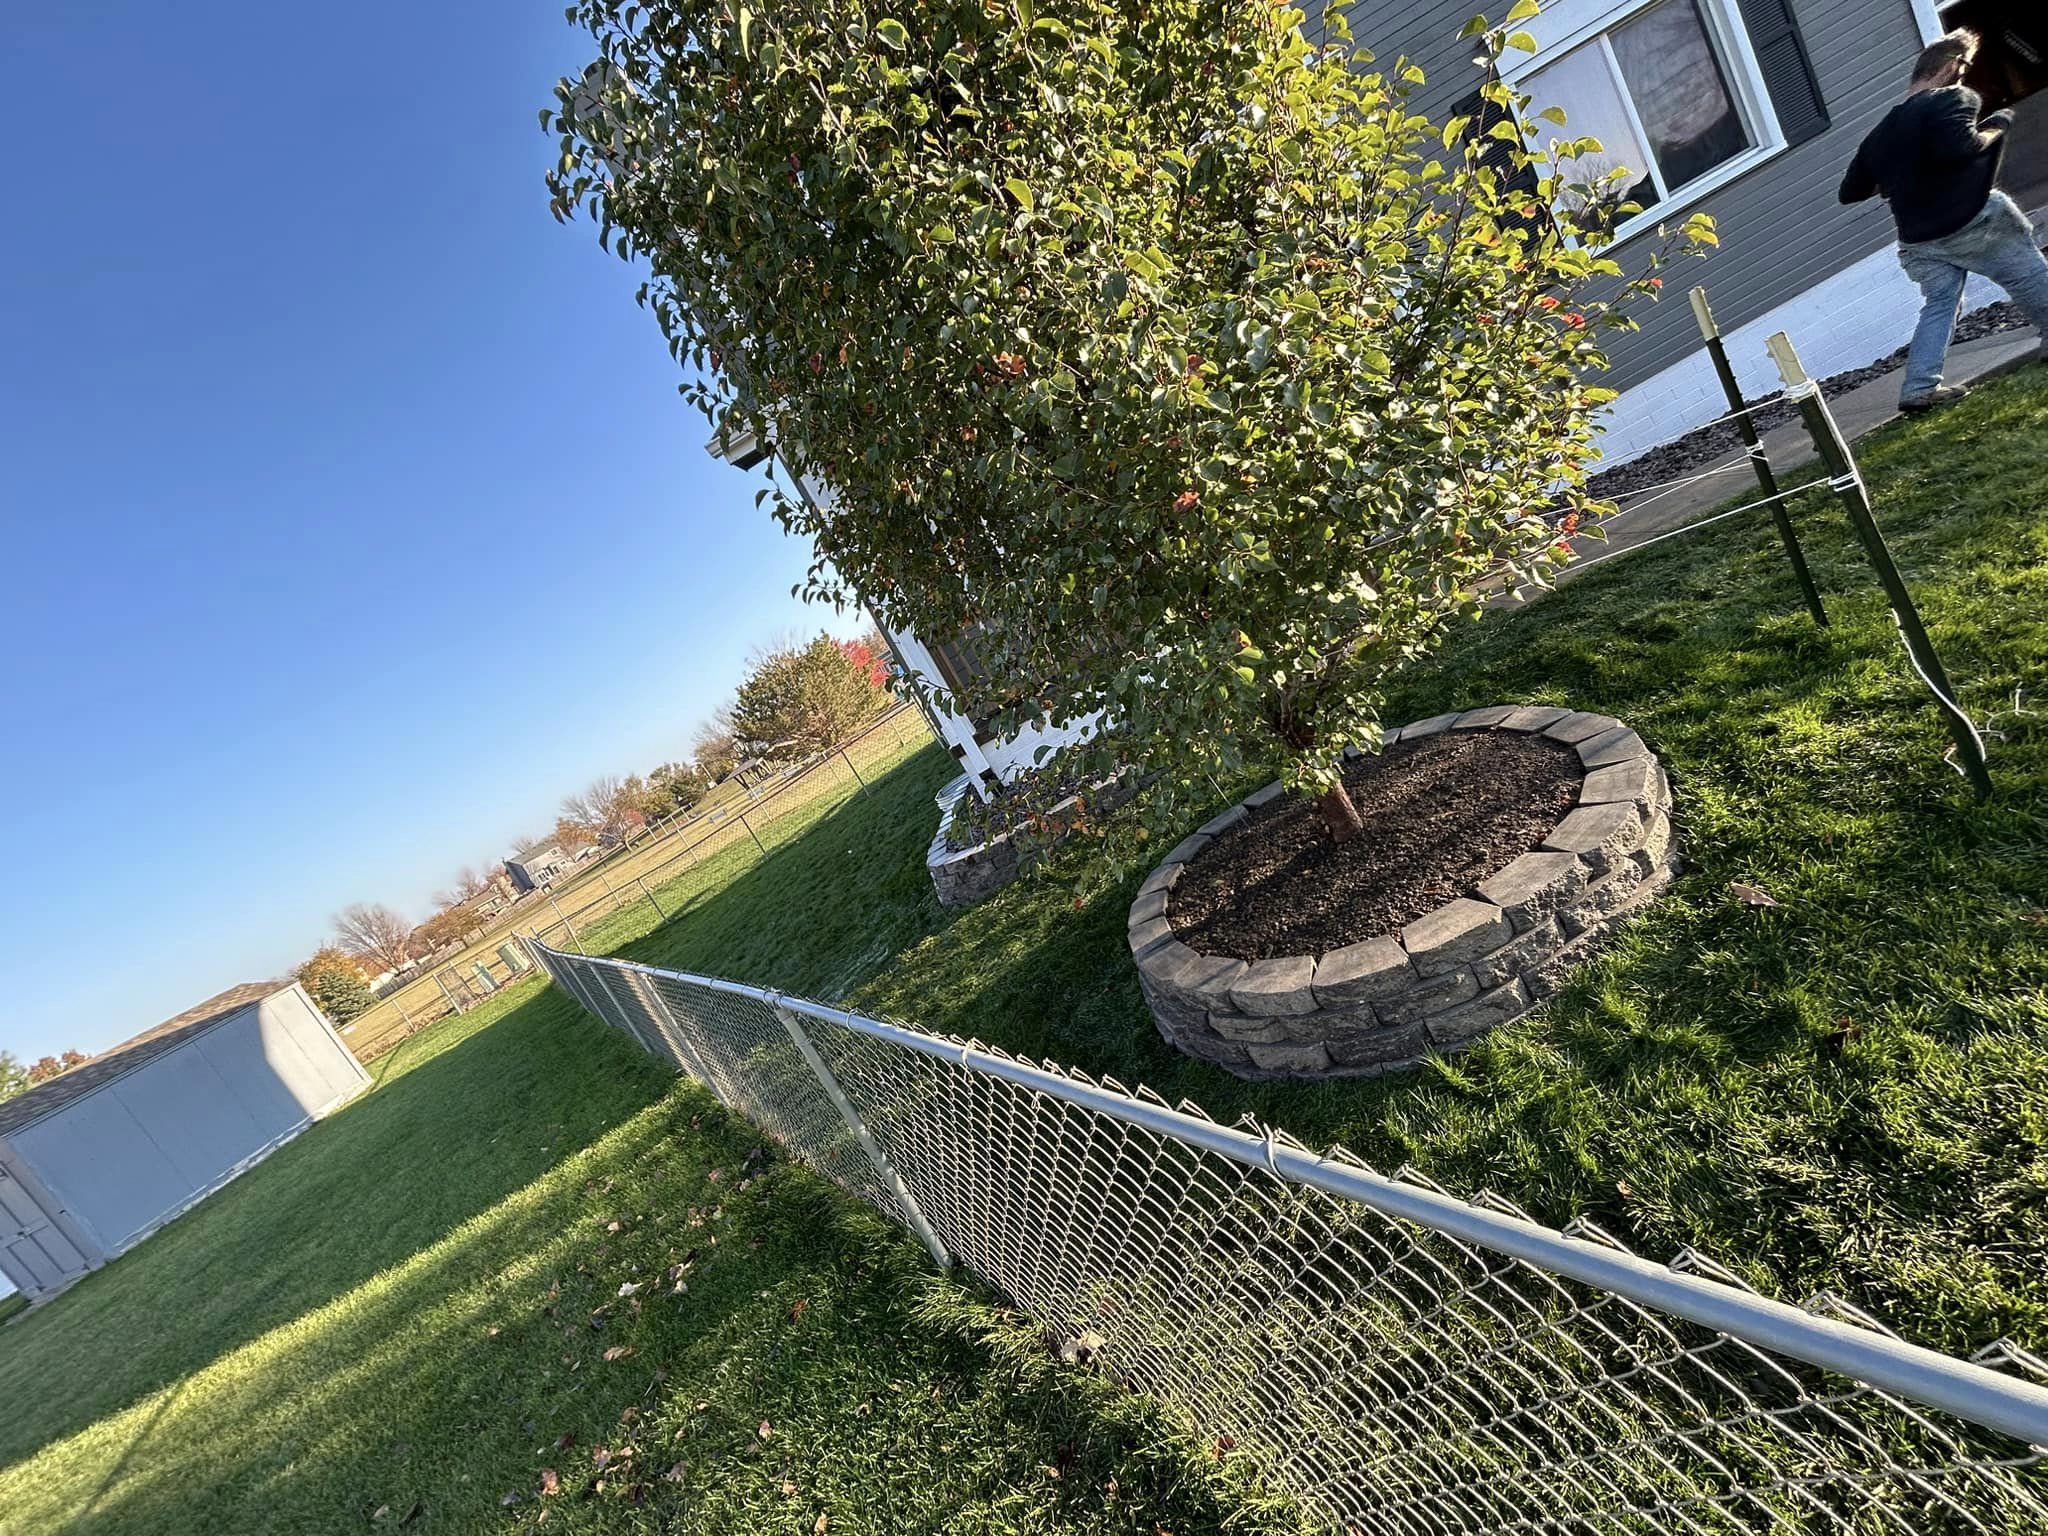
[0,1160,92,1298]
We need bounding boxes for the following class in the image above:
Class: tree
[690,713,740,783]
[297,948,375,1024]
[730,634,892,762]
[840,632,891,691]
[0,1052,34,1104]
[645,760,706,819]
[414,905,486,955]
[553,815,597,852]
[434,864,496,910]
[26,1051,88,1085]
[333,902,416,977]
[560,774,627,838]
[547,2,1701,845]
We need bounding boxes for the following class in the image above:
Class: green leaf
[874,17,909,50]
[1507,0,1543,20]
[1506,30,1539,53]
[1004,178,1035,214]
[1538,105,1568,126]
[738,6,754,56]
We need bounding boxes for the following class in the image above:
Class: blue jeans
[1899,192,2048,402]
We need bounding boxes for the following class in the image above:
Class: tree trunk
[1317,781,1365,844]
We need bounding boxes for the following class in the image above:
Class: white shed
[0,981,368,1303]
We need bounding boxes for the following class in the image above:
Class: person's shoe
[1899,384,1971,414]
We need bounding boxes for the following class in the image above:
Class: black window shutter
[1737,0,1830,146]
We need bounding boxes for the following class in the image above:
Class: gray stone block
[1198,804,1249,840]
[1242,780,1287,810]
[1497,705,1572,733]
[1474,916,1565,989]
[1245,1039,1333,1074]
[1127,887,1170,927]
[1562,862,1647,937]
[1402,898,1513,977]
[1326,1019,1428,1069]
[1577,726,1648,769]
[1231,955,1319,1017]
[1476,851,1585,933]
[1172,1030,1254,1068]
[1313,935,1416,1007]
[1541,800,1646,874]
[1375,969,1480,1025]
[1425,979,1530,1046]
[1636,807,1675,874]
[1127,915,1176,960]
[1452,705,1519,730]
[1578,756,1661,811]
[1140,975,1212,1038]
[1161,832,1212,867]
[1401,711,1463,739]
[1206,1009,1297,1045]
[1136,862,1182,900]
[1544,711,1623,745]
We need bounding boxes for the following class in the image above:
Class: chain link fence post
[636,876,666,923]
[769,997,951,1270]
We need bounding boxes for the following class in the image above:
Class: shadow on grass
[0,981,672,1473]
[5,991,1274,1536]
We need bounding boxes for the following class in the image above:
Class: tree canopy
[549,1,1702,842]
[730,633,893,761]
[296,948,376,1025]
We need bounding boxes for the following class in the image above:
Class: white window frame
[1908,0,1946,46]
[1502,0,1787,246]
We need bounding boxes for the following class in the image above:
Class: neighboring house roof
[0,981,291,1138]
[509,842,565,866]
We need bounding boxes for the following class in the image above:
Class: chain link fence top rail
[527,941,2048,1536]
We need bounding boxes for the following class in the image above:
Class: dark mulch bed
[1170,731,1585,963]
[1587,293,2036,500]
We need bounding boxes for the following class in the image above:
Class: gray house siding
[1305,0,1928,392]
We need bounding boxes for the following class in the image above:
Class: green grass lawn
[3,368,2044,1532]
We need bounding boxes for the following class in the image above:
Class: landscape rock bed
[1129,707,1677,1078]
[929,771,1136,910]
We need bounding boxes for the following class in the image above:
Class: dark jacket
[1839,86,2012,244]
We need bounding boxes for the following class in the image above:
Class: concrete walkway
[1553,328,2042,584]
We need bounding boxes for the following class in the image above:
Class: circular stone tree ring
[1127,707,1677,1079]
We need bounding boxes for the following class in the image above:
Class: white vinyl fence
[528,939,2048,1535]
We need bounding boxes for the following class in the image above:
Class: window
[1507,0,1782,239]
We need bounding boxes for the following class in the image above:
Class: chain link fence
[340,704,933,1060]
[528,939,2048,1536]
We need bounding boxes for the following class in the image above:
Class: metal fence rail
[529,940,2048,1535]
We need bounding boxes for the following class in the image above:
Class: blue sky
[0,2,863,1061]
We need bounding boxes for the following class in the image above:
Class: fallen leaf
[603,1345,637,1362]
[663,1461,688,1483]
[781,1480,799,1497]
[539,1469,561,1497]
[1616,1179,1636,1201]
[371,1506,390,1522]
[815,1516,829,1534]
[398,1503,424,1527]
[591,1448,614,1470]
[757,1421,773,1441]
[498,1492,522,1508]
[618,1281,640,1298]
[605,1220,623,1233]
[555,1432,577,1452]
[1729,881,1781,908]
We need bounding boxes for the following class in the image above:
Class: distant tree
[690,712,740,782]
[434,864,495,909]
[838,632,890,691]
[0,1052,33,1104]
[296,948,375,1024]
[559,774,624,838]
[645,760,707,818]
[731,633,891,762]
[26,1050,88,1086]
[413,905,487,955]
[333,902,416,977]
[553,816,597,852]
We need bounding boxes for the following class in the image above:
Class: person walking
[1840,29,2048,412]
